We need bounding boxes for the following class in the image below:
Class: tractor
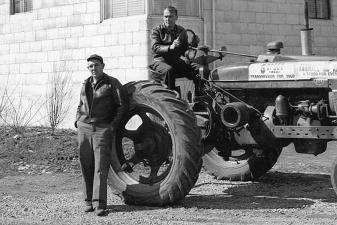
[106,30,337,206]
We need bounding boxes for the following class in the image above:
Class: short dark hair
[87,54,103,64]
[164,6,178,16]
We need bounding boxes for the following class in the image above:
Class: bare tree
[45,72,73,135]
[0,88,44,134]
[0,79,9,120]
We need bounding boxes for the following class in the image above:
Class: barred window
[150,0,200,17]
[102,0,145,19]
[306,0,330,19]
[10,0,33,14]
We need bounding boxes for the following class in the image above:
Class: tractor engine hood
[210,63,250,81]
[210,54,337,82]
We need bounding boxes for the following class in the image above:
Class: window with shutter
[10,0,33,14]
[306,0,330,19]
[150,0,200,17]
[103,0,145,19]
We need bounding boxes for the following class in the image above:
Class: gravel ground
[1,127,337,224]
[0,146,337,224]
[1,169,337,225]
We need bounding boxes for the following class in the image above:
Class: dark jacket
[151,23,189,63]
[76,73,127,128]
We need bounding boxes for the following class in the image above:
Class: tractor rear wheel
[108,81,202,206]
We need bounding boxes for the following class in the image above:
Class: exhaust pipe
[301,2,313,55]
[221,102,254,128]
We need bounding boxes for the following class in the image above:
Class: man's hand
[184,58,191,65]
[169,39,180,50]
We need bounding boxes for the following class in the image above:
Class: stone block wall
[0,0,150,128]
[204,0,337,65]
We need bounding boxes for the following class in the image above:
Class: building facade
[0,0,336,128]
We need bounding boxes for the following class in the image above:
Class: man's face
[87,59,104,79]
[163,9,177,29]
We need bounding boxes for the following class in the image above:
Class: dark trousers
[77,121,113,209]
[149,59,199,90]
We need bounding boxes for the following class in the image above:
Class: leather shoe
[95,208,106,216]
[84,205,94,212]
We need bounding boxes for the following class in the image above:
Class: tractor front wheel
[203,146,282,181]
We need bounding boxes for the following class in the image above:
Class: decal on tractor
[249,61,337,80]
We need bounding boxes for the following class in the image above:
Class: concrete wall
[205,0,337,65]
[0,0,150,128]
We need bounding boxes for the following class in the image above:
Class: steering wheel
[182,29,199,60]
[185,29,199,47]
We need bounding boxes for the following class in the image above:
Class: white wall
[0,0,150,128]
[205,0,337,66]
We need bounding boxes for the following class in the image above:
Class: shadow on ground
[181,171,337,210]
[105,204,160,215]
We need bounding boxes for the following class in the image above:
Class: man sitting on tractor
[149,6,199,91]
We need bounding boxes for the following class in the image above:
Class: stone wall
[204,0,337,65]
[0,0,150,128]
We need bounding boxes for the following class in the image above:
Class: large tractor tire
[203,147,281,181]
[108,80,202,206]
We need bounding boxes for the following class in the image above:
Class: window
[150,0,200,17]
[102,0,145,19]
[10,0,33,14]
[306,0,330,19]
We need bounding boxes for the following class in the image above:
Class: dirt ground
[1,127,337,224]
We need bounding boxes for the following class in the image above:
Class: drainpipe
[99,0,103,23]
[203,0,207,46]
[301,1,313,55]
[212,0,216,68]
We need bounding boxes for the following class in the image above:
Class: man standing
[149,6,199,90]
[75,54,126,216]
